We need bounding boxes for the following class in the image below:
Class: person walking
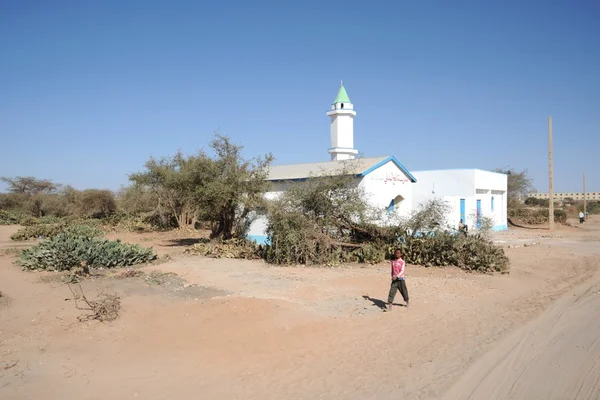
[387,248,409,311]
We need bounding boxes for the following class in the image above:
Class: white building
[528,191,600,201]
[412,169,508,231]
[247,83,417,244]
[246,83,508,244]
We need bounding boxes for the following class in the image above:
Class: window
[340,103,344,109]
[491,196,495,212]
[387,195,404,213]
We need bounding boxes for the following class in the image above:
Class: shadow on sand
[362,295,405,311]
[508,218,548,231]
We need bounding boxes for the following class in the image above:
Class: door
[460,199,466,226]
[476,199,482,228]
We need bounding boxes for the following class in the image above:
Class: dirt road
[442,245,600,400]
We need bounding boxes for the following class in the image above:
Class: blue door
[460,199,466,225]
[476,199,482,228]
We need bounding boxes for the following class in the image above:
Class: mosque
[247,84,507,244]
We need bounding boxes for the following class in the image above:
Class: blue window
[491,196,495,212]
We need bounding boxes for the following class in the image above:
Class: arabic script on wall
[370,173,409,185]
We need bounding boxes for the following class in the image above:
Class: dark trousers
[388,279,409,303]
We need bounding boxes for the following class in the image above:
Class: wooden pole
[583,172,587,219]
[548,116,554,231]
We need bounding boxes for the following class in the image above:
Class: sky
[1,0,598,193]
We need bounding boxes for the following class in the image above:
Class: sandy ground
[1,217,599,400]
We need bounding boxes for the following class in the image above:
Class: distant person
[458,219,468,237]
[585,211,590,220]
[387,248,409,311]
[579,211,585,224]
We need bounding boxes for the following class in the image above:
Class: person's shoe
[386,303,393,311]
[405,301,410,308]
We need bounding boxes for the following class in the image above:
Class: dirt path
[1,218,599,399]
[441,267,600,400]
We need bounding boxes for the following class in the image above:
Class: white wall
[412,170,475,206]
[411,169,508,231]
[359,160,413,220]
[473,170,508,230]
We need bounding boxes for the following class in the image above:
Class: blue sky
[1,0,598,193]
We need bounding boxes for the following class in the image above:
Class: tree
[194,134,273,239]
[129,152,205,229]
[129,133,273,237]
[1,176,58,195]
[493,168,533,202]
[1,176,60,217]
[77,189,117,218]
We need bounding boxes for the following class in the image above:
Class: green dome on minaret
[332,81,351,104]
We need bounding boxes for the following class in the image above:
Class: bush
[0,210,23,225]
[17,232,156,271]
[399,232,508,273]
[508,208,567,225]
[77,189,117,218]
[102,214,161,233]
[20,215,64,226]
[10,221,103,241]
[524,197,549,207]
[357,232,509,273]
[264,211,336,265]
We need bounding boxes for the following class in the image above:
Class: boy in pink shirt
[387,248,409,311]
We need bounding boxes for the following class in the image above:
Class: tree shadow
[362,295,404,310]
[507,218,547,230]
[164,238,210,247]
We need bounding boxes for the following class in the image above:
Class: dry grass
[68,284,121,323]
[0,247,22,257]
[144,270,179,286]
[114,269,144,279]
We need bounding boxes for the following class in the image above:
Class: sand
[1,217,599,400]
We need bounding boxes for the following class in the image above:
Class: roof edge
[359,156,417,182]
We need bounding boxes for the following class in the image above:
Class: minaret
[327,81,358,161]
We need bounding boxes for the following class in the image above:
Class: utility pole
[548,116,554,231]
[583,172,587,219]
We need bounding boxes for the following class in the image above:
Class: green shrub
[17,232,156,271]
[0,210,23,225]
[263,228,509,272]
[10,221,103,241]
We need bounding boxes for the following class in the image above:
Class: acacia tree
[1,176,60,217]
[493,168,533,202]
[129,152,207,229]
[130,133,273,237]
[195,135,273,239]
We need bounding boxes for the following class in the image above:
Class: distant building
[412,169,508,231]
[529,192,600,201]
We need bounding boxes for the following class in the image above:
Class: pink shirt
[391,258,406,279]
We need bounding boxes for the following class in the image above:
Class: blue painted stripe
[492,224,508,231]
[359,155,417,183]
